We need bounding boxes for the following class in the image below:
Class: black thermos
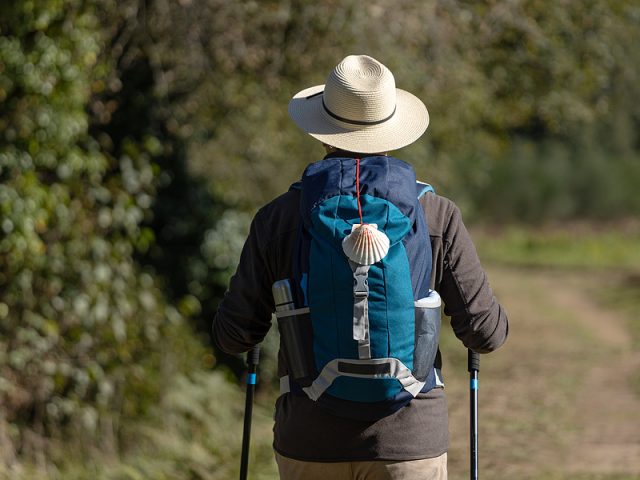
[272,279,312,385]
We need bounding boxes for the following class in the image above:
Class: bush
[0,0,204,463]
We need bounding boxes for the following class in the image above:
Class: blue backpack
[280,155,441,421]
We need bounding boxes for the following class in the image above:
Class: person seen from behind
[212,54,509,480]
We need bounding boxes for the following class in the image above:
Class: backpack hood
[300,156,419,246]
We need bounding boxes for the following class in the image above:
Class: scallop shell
[341,223,390,265]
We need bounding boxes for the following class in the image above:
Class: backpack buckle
[352,266,370,298]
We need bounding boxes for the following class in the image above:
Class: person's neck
[323,150,389,159]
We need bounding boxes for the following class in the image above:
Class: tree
[0,0,202,460]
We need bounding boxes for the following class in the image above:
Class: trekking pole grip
[248,346,261,368]
[468,350,480,372]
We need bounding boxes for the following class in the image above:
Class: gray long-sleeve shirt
[213,164,508,461]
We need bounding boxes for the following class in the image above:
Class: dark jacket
[212,156,508,461]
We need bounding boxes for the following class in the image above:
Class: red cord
[355,158,363,225]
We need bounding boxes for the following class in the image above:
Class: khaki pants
[275,452,447,480]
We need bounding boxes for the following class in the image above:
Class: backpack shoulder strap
[416,180,435,199]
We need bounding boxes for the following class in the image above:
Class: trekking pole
[239,346,260,480]
[468,349,480,480]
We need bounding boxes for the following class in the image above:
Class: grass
[472,222,640,270]
[512,474,634,480]
[3,371,280,480]
[474,222,640,397]
[439,223,640,479]
[592,274,640,396]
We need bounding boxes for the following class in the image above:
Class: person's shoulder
[419,191,461,238]
[257,188,300,215]
[254,188,301,234]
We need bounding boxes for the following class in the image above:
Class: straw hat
[288,55,429,154]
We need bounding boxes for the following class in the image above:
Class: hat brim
[288,85,429,154]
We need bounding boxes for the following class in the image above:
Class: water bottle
[273,279,313,386]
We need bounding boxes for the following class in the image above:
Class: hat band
[306,91,396,126]
[323,98,396,126]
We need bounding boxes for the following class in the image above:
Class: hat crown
[287,54,429,153]
[323,55,397,125]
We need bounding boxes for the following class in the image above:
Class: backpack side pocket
[413,291,441,382]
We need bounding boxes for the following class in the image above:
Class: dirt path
[442,266,640,480]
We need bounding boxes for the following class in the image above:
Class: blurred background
[1,1,639,479]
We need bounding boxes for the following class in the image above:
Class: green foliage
[153,0,640,221]
[1,0,640,476]
[461,139,640,221]
[0,0,204,464]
